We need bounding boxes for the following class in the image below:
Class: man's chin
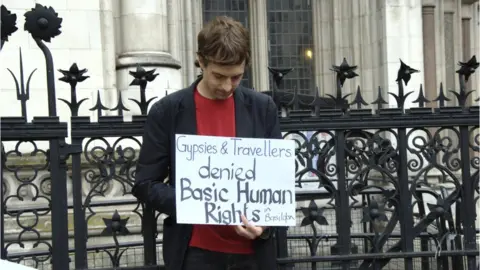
[215,92,234,100]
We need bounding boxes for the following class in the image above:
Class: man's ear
[196,54,206,70]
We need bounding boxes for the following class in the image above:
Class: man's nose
[221,80,233,91]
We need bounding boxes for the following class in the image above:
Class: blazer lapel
[234,87,254,138]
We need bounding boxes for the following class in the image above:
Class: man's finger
[235,225,256,239]
[240,215,251,227]
[240,215,262,237]
[240,215,257,231]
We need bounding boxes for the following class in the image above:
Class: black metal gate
[1,3,479,270]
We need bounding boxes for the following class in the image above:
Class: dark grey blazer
[132,77,282,270]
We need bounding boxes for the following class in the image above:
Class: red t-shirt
[188,88,254,254]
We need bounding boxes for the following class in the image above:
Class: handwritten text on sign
[175,134,296,226]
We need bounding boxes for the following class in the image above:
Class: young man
[132,16,281,270]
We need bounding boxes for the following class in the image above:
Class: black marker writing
[265,212,295,223]
[198,156,256,181]
[176,135,217,161]
[230,138,293,158]
[204,202,261,225]
[236,181,293,204]
[180,178,229,202]
[220,141,228,154]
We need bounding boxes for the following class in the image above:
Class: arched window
[267,0,314,94]
[202,0,253,88]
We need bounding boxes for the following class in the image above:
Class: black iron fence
[1,3,479,270]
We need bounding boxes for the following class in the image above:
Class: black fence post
[396,68,415,270]
[0,4,17,259]
[142,205,157,265]
[456,57,478,270]
[331,60,354,270]
[275,227,290,270]
[57,63,90,269]
[0,143,5,260]
[70,137,88,269]
[24,4,70,270]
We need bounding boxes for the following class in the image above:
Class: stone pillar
[444,12,456,102]
[313,0,385,100]
[422,5,437,107]
[473,2,480,102]
[175,0,203,87]
[434,0,446,97]
[99,0,117,112]
[383,0,424,108]
[168,0,181,66]
[115,0,182,115]
[313,0,335,96]
[249,0,269,91]
[182,0,195,86]
[191,0,204,84]
[311,0,323,95]
[461,18,472,104]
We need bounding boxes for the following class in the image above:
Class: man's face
[199,60,245,100]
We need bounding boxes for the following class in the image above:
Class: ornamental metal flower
[1,5,18,45]
[300,200,328,227]
[267,67,294,89]
[58,63,89,116]
[24,4,62,42]
[396,59,419,86]
[426,197,452,221]
[58,63,89,86]
[456,55,479,82]
[361,200,388,223]
[369,135,397,167]
[330,58,358,87]
[129,65,159,114]
[129,65,159,86]
[101,210,130,236]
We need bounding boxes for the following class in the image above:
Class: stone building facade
[0,0,478,122]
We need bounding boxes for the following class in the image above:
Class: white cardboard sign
[175,134,296,226]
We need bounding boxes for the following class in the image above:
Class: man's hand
[234,215,266,240]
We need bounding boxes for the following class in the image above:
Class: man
[132,16,281,270]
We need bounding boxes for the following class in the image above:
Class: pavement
[0,260,37,270]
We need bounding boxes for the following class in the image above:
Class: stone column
[182,0,195,86]
[422,5,437,107]
[177,0,203,87]
[383,0,424,108]
[473,2,480,102]
[314,0,335,96]
[115,0,182,115]
[434,0,446,97]
[249,0,269,91]
[444,12,456,101]
[461,18,472,104]
[311,0,323,95]
[168,0,181,66]
[99,0,117,112]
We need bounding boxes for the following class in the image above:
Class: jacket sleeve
[132,98,176,217]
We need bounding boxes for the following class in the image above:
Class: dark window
[202,0,252,88]
[267,0,314,94]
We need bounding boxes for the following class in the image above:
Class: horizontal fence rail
[1,3,479,270]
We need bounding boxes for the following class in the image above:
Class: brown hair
[195,16,250,68]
